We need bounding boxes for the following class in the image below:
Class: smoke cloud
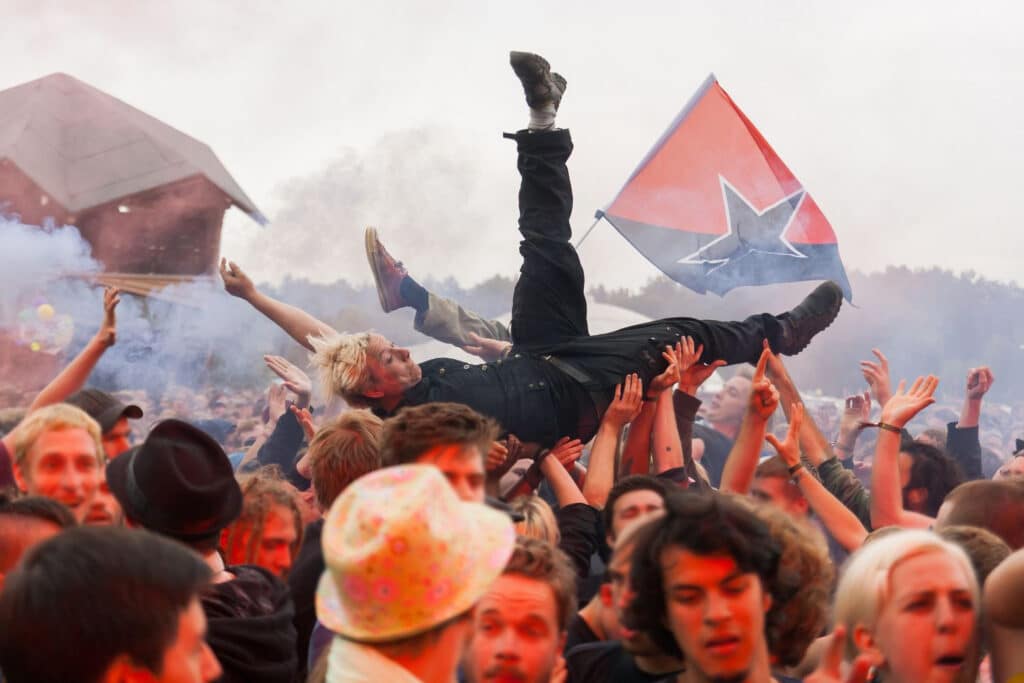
[232,126,521,287]
[0,216,296,399]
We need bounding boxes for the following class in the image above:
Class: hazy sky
[7,0,1024,292]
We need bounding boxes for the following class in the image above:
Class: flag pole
[573,211,604,249]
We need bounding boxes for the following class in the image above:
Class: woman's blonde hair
[308,331,373,406]
[834,529,979,660]
[511,494,560,545]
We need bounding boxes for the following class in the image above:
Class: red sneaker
[365,227,409,313]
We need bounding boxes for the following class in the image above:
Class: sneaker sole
[365,227,398,313]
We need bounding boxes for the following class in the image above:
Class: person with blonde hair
[11,403,105,523]
[831,528,980,683]
[511,493,560,546]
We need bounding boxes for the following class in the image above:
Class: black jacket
[203,564,298,683]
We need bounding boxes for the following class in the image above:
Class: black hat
[106,419,242,541]
[66,388,143,434]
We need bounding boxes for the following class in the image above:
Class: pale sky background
[6,0,1024,292]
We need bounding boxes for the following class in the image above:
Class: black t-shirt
[566,641,682,683]
[564,614,600,653]
[692,422,733,487]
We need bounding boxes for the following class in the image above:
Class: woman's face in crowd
[867,551,977,683]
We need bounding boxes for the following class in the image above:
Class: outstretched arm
[539,451,587,508]
[29,286,120,412]
[583,374,642,508]
[653,338,725,479]
[767,403,868,551]
[871,376,939,529]
[946,366,991,480]
[220,259,337,351]
[3,287,122,464]
[721,348,778,494]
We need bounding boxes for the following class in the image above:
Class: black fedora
[106,419,242,541]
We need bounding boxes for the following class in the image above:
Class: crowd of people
[1,51,1023,683]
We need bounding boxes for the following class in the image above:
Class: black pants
[508,129,784,393]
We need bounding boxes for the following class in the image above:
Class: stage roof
[0,72,265,223]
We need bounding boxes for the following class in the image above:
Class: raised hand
[461,332,513,363]
[264,355,312,408]
[267,382,289,426]
[290,404,316,441]
[965,366,994,401]
[860,348,893,408]
[549,436,585,469]
[840,391,871,431]
[603,373,644,429]
[765,403,804,467]
[804,625,876,683]
[96,286,120,347]
[674,336,727,395]
[879,375,939,429]
[220,258,257,300]
[748,347,779,420]
[647,347,682,396]
[485,440,511,472]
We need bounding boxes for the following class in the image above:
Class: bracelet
[831,441,853,457]
[643,395,658,402]
[787,462,804,475]
[877,422,902,434]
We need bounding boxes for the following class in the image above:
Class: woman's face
[867,551,978,683]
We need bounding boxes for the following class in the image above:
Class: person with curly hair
[626,490,803,683]
[220,466,303,578]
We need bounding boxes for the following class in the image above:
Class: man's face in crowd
[864,551,976,683]
[15,427,101,522]
[750,476,808,519]
[364,333,422,400]
[609,488,664,542]
[993,455,1024,480]
[152,597,222,683]
[416,443,486,502]
[660,548,771,682]
[705,376,752,427]
[102,417,133,459]
[222,504,299,578]
[465,573,564,683]
[605,539,663,657]
[82,471,123,526]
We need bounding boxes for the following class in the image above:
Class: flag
[598,74,852,301]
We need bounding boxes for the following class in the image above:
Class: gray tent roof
[0,73,266,223]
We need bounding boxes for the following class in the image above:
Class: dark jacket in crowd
[202,564,298,683]
[817,421,981,530]
[288,519,325,681]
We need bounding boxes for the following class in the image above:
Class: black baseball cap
[66,388,143,434]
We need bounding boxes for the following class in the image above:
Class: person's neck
[376,393,406,412]
[380,621,465,683]
[202,549,235,584]
[711,419,741,440]
[577,602,607,641]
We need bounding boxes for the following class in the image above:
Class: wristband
[877,422,902,434]
[787,462,804,475]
